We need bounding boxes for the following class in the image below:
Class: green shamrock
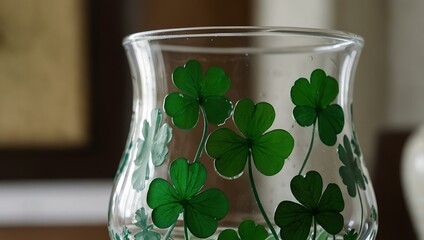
[274,171,345,240]
[343,229,358,240]
[147,158,229,238]
[338,135,366,198]
[111,226,130,240]
[218,220,269,240]
[132,108,172,191]
[290,69,344,146]
[206,98,294,178]
[133,208,161,240]
[351,136,362,158]
[164,59,233,129]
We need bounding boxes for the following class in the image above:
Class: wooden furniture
[0,226,109,240]
[374,130,417,239]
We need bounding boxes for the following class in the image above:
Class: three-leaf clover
[343,229,358,240]
[290,69,344,146]
[147,158,229,238]
[133,208,161,240]
[218,220,269,240]
[164,59,233,129]
[274,171,345,240]
[338,135,366,198]
[132,108,172,191]
[206,98,294,178]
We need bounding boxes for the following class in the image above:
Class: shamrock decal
[111,226,130,240]
[274,171,345,240]
[132,108,172,191]
[147,158,229,238]
[290,69,344,146]
[218,220,269,240]
[351,135,362,159]
[133,208,161,240]
[164,59,233,129]
[344,229,358,240]
[338,135,366,198]
[206,98,294,178]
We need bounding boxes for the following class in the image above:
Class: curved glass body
[108,27,378,240]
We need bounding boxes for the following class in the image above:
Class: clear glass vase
[108,27,378,240]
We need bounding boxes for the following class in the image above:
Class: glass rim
[123,26,364,47]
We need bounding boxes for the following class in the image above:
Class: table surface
[0,226,109,240]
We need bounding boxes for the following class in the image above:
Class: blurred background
[0,0,422,239]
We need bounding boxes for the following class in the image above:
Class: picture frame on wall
[0,1,131,179]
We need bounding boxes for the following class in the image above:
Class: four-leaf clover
[147,158,229,238]
[132,108,172,191]
[164,59,233,129]
[290,69,344,146]
[274,171,345,240]
[218,220,269,240]
[338,135,366,198]
[133,208,161,240]
[206,99,294,178]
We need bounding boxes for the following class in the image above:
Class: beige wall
[387,0,424,127]
[253,0,336,28]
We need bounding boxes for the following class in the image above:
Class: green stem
[312,217,317,240]
[193,106,208,163]
[333,235,336,240]
[298,122,316,175]
[247,154,279,239]
[163,222,176,240]
[357,185,364,234]
[184,217,189,240]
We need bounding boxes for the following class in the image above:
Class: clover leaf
[291,69,344,146]
[111,226,130,240]
[274,171,345,240]
[338,135,366,198]
[164,59,233,129]
[351,136,362,158]
[132,108,172,191]
[206,98,294,178]
[147,158,229,238]
[132,208,161,240]
[344,229,358,240]
[218,220,269,240]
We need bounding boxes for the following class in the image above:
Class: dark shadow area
[374,130,417,240]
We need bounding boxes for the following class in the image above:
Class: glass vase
[108,27,378,240]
